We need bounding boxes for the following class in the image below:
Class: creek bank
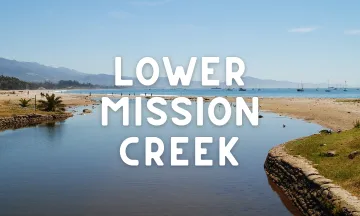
[264,144,360,216]
[0,113,73,131]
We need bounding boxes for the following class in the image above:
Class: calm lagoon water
[0,100,323,215]
[68,88,360,98]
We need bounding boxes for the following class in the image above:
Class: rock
[337,129,342,133]
[320,129,332,134]
[320,144,327,147]
[325,151,337,157]
[0,113,72,131]
[348,151,359,159]
[258,115,263,118]
[83,109,92,114]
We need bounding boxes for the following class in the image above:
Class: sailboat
[325,80,331,92]
[297,81,304,92]
[344,81,348,91]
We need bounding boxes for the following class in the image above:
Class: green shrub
[38,93,65,112]
[19,98,31,107]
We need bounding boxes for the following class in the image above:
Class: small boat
[326,80,331,92]
[297,82,304,92]
[344,81,348,92]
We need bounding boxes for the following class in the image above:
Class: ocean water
[0,100,323,215]
[68,88,360,98]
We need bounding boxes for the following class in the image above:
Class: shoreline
[265,145,360,216]
[0,113,73,132]
[2,90,359,131]
[1,90,359,214]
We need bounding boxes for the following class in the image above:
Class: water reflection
[37,121,65,142]
[267,176,302,216]
[0,104,323,215]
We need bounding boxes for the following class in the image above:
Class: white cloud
[344,29,360,35]
[108,11,133,19]
[288,27,318,33]
[130,0,172,6]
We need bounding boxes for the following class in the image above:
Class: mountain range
[0,57,329,88]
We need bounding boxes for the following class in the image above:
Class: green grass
[285,128,360,197]
[0,99,60,117]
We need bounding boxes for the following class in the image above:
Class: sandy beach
[257,97,360,131]
[1,90,359,130]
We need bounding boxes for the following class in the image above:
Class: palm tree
[19,98,31,107]
[37,93,66,112]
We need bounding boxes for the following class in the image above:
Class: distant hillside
[0,57,327,88]
[0,75,98,90]
[0,58,113,86]
[240,77,328,89]
[0,75,30,90]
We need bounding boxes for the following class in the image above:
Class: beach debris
[348,151,359,159]
[324,150,337,157]
[83,109,92,114]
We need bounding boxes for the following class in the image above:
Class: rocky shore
[264,145,360,216]
[0,113,73,131]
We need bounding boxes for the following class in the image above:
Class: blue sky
[1,0,360,85]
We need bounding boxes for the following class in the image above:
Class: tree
[19,98,31,107]
[37,94,66,112]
